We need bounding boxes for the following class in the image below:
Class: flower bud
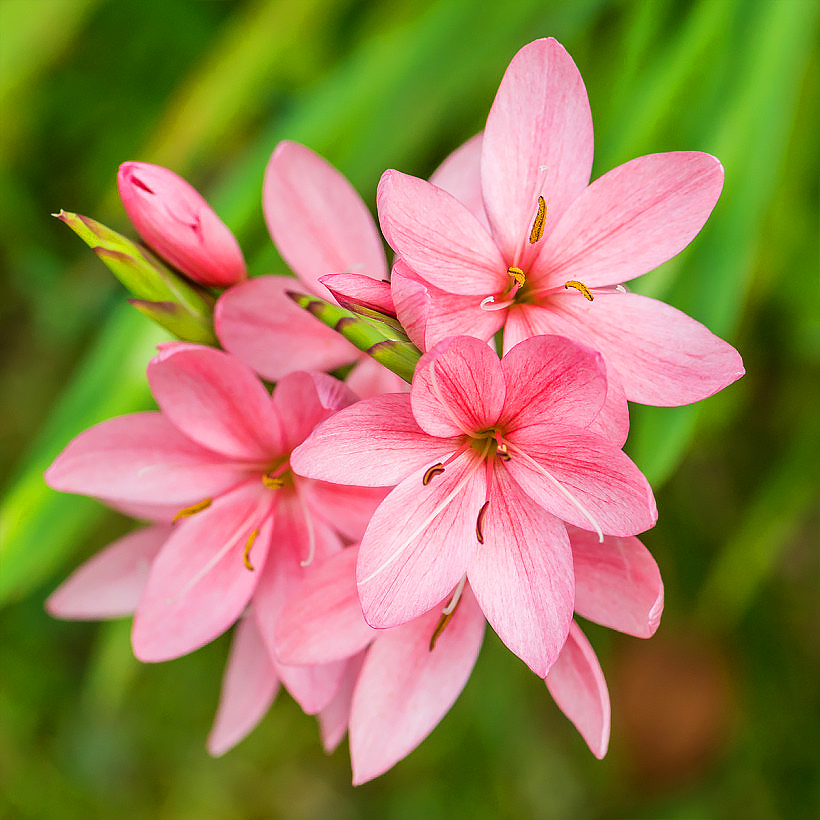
[117,162,246,288]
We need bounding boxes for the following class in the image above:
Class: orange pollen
[172,497,212,523]
[529,196,547,244]
[422,463,445,485]
[564,280,593,301]
[243,529,259,571]
[507,267,526,288]
[262,473,284,489]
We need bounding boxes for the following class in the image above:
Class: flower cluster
[46,38,742,783]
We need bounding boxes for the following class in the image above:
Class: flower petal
[411,335,505,438]
[356,452,485,628]
[569,525,663,638]
[350,586,485,784]
[390,261,430,351]
[318,651,367,753]
[206,613,279,756]
[344,356,409,399]
[377,170,506,296]
[147,345,283,460]
[263,141,387,291]
[215,275,360,381]
[545,621,610,759]
[534,152,724,289]
[301,480,387,543]
[46,525,169,620]
[429,132,487,227]
[467,465,574,676]
[481,38,593,263]
[318,273,395,316]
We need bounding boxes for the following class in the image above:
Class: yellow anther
[172,497,212,523]
[475,500,490,544]
[528,196,547,244]
[564,280,594,301]
[422,463,445,486]
[262,473,284,489]
[496,443,511,462]
[243,529,259,571]
[429,608,458,651]
[507,267,526,287]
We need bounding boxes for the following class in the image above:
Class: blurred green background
[1,0,818,817]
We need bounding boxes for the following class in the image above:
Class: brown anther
[475,500,490,544]
[528,196,547,244]
[422,463,445,486]
[262,473,284,489]
[243,529,259,571]
[496,446,511,462]
[172,497,212,523]
[507,267,526,287]
[564,280,594,301]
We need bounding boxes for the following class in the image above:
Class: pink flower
[215,141,404,396]
[379,38,744,406]
[117,162,247,288]
[291,334,656,676]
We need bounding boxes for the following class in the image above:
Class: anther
[243,529,259,571]
[262,473,284,489]
[564,280,593,301]
[422,463,445,485]
[429,575,467,651]
[475,500,490,544]
[172,497,212,523]
[528,196,547,244]
[507,267,526,287]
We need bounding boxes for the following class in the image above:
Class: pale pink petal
[344,356,408,399]
[319,273,395,316]
[588,372,630,448]
[411,336,505,438]
[429,132,487,227]
[46,525,169,620]
[505,427,657,536]
[356,452,485,628]
[569,525,663,638]
[263,141,387,291]
[131,482,273,662]
[275,547,376,666]
[207,613,280,756]
[215,276,360,381]
[106,500,179,523]
[147,345,282,460]
[481,38,593,264]
[291,394,447,487]
[534,152,724,289]
[301,480,387,543]
[545,621,610,759]
[45,413,246,506]
[467,465,573,676]
[318,651,367,753]
[377,170,507,296]
[390,261,430,351]
[350,586,485,784]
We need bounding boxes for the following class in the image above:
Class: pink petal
[505,426,657,536]
[569,525,663,638]
[207,613,279,756]
[356,451,485,628]
[429,132,488,227]
[344,356,409,399]
[263,141,387,291]
[481,38,593,265]
[215,275,360,381]
[377,170,506,296]
[46,525,169,620]
[131,482,273,662]
[318,651,367,753]
[411,336,505,438]
[534,152,724,289]
[390,261,430,351]
[275,547,376,666]
[147,345,283,461]
[319,273,395,316]
[291,394,446,487]
[467,465,574,676]
[106,499,179,523]
[545,621,610,758]
[350,586,485,784]
[45,412,246,506]
[301,480,387,543]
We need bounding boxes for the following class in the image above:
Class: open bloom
[291,334,656,675]
[118,162,247,288]
[379,37,744,406]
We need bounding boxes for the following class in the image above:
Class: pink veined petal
[206,612,280,757]
[106,499,180,524]
[147,345,283,461]
[301,480,387,543]
[411,336,505,438]
[545,621,610,759]
[46,525,169,620]
[350,586,485,785]
[291,393,448,487]
[356,451,485,629]
[344,355,409,399]
[215,275,361,381]
[263,140,387,291]
[429,132,488,228]
[390,261,430,351]
[318,273,395,316]
[467,465,574,676]
[505,426,657,537]
[275,547,377,666]
[131,482,273,663]
[377,170,507,296]
[569,525,663,638]
[45,412,247,506]
[481,38,593,265]
[533,152,724,290]
[499,334,607,433]
[318,651,367,753]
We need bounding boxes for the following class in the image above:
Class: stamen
[429,575,468,651]
[507,267,526,287]
[528,196,547,244]
[243,529,259,571]
[475,500,490,544]
[262,474,284,489]
[172,497,212,523]
[564,280,594,301]
[423,463,445,485]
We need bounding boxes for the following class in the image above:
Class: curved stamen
[172,497,212,523]
[564,280,594,301]
[423,463,445,485]
[475,500,490,544]
[429,574,468,651]
[528,196,547,244]
[243,529,259,570]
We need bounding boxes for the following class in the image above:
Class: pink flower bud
[117,162,246,288]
